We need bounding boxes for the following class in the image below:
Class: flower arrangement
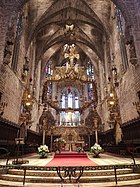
[90,143,104,157]
[77,146,84,153]
[54,138,66,153]
[37,145,49,158]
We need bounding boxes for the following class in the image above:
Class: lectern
[12,138,29,165]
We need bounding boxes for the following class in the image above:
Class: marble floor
[0,152,139,166]
[0,153,140,187]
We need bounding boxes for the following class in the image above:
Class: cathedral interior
[0,0,140,186]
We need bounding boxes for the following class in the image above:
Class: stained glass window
[116,8,128,70]
[11,12,23,71]
[60,88,80,126]
[46,60,52,77]
[87,62,94,80]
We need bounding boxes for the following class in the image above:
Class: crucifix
[64,45,80,67]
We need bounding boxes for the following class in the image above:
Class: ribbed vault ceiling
[21,0,131,76]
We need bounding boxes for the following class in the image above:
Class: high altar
[39,44,100,149]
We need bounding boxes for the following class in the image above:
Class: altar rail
[0,164,140,185]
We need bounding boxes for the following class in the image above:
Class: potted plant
[37,145,49,158]
[54,138,66,153]
[90,143,104,158]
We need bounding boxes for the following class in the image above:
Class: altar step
[0,168,140,186]
[7,168,134,176]
[54,152,87,158]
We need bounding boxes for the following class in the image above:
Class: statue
[125,25,137,65]
[115,121,123,145]
[129,40,137,65]
[20,122,27,140]
[3,17,15,65]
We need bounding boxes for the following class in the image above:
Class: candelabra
[13,89,33,165]
[93,109,99,144]
[21,56,30,82]
[107,84,122,144]
[111,53,119,87]
[19,89,33,125]
[112,65,119,87]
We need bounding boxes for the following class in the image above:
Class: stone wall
[0,0,140,133]
[3,66,23,123]
[0,3,28,124]
[118,67,138,122]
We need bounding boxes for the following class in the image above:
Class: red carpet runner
[47,152,98,166]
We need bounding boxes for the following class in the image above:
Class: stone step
[0,173,139,183]
[7,168,133,177]
[0,179,140,187]
[80,173,140,182]
[0,174,60,183]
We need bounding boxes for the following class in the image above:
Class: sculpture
[3,18,15,64]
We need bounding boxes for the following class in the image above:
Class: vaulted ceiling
[24,0,112,75]
[21,0,132,77]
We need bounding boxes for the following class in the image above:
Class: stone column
[88,134,91,149]
[42,119,47,145]
[94,119,98,144]
[52,82,56,101]
[84,84,88,102]
[50,132,53,152]
[42,128,46,145]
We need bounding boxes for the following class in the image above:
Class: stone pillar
[42,119,47,145]
[94,119,98,144]
[88,134,91,149]
[84,84,88,102]
[52,82,56,101]
[42,128,46,145]
[50,133,53,152]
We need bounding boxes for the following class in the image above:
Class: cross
[64,45,80,67]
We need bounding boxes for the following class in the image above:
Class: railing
[0,147,10,165]
[0,164,140,186]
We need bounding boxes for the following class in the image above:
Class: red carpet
[47,152,98,166]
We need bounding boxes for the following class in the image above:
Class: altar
[65,141,85,151]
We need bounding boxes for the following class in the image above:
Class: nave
[1,0,140,186]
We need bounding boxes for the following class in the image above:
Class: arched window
[68,93,73,108]
[59,88,80,126]
[75,96,79,108]
[87,61,94,80]
[11,12,23,71]
[86,62,94,100]
[116,8,128,70]
[45,60,53,77]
